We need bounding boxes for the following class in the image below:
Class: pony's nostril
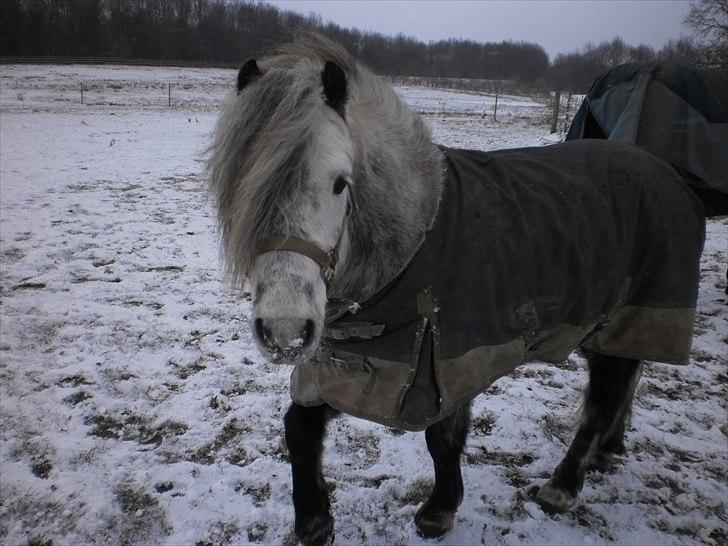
[301,319,315,347]
[255,318,273,347]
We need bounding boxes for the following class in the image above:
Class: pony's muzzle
[254,316,316,361]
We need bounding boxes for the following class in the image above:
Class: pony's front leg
[415,402,471,538]
[536,350,641,513]
[284,402,335,546]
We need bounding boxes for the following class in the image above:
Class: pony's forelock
[208,58,325,287]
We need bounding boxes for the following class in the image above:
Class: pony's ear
[237,59,261,94]
[322,61,347,116]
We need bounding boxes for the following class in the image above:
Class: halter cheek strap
[255,184,354,289]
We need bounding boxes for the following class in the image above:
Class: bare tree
[684,0,728,68]
[659,36,705,66]
[600,37,631,68]
[630,43,656,63]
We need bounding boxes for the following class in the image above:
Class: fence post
[550,90,561,134]
[493,92,499,122]
[168,83,171,107]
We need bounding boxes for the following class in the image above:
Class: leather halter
[255,182,354,289]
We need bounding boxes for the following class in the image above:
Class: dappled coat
[292,139,705,431]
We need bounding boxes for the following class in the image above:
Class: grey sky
[270,0,693,59]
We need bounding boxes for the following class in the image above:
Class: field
[1,64,726,546]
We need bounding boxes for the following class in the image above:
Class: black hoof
[415,502,455,538]
[535,481,573,514]
[295,513,334,546]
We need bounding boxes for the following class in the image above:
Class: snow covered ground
[1,64,725,546]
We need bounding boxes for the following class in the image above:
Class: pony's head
[208,38,357,363]
[210,34,444,364]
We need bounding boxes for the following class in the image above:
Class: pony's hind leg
[415,402,471,538]
[536,350,641,513]
[284,403,335,546]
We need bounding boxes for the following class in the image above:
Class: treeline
[0,0,550,84]
[0,0,715,92]
[552,36,712,92]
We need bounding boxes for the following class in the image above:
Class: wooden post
[493,92,499,122]
[168,83,171,107]
[80,83,84,104]
[550,90,561,134]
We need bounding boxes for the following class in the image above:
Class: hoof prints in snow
[84,412,188,447]
[1,65,726,546]
[12,282,46,290]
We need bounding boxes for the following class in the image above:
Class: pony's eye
[333,176,348,195]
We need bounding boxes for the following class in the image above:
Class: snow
[1,64,726,546]
[395,85,544,112]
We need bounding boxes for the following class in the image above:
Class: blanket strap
[326,322,385,340]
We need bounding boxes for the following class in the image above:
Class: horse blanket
[566,61,728,215]
[291,139,705,431]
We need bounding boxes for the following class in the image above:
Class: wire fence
[0,56,238,69]
[2,59,560,124]
[385,74,536,97]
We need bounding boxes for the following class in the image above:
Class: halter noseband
[255,183,354,289]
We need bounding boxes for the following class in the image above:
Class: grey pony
[208,33,704,545]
